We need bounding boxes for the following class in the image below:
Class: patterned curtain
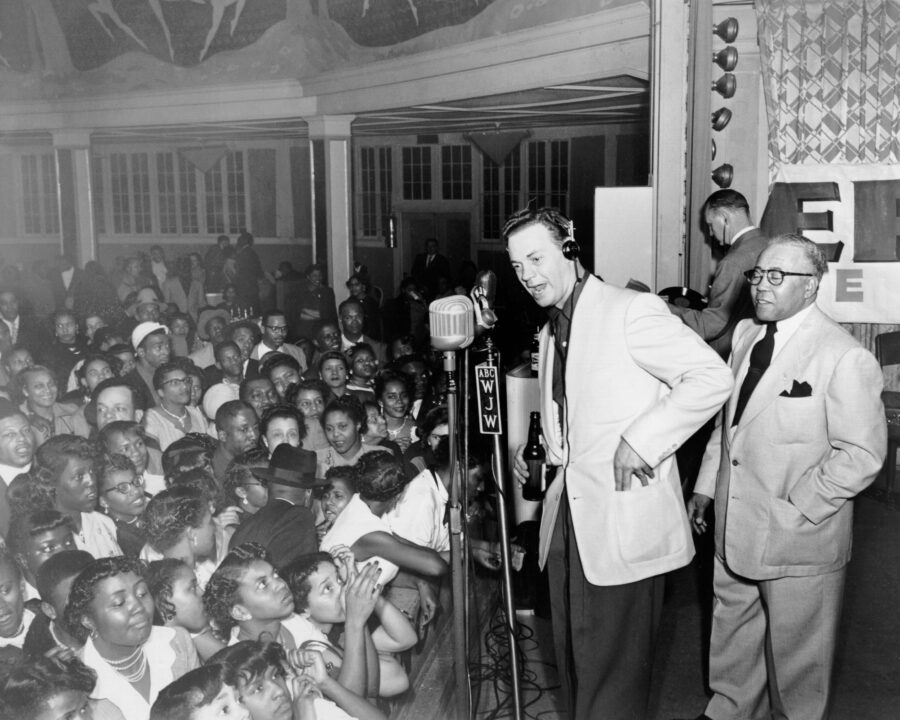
[757,0,900,179]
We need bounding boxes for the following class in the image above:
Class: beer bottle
[522,411,546,501]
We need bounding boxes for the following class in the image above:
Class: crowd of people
[0,233,504,720]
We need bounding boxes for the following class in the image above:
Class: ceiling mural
[0,0,646,99]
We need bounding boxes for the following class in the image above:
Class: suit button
[732,459,739,466]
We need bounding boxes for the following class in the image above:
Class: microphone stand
[479,333,524,720]
[444,348,470,720]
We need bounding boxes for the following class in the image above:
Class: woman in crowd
[13,434,122,558]
[63,555,199,720]
[0,546,32,654]
[184,363,207,410]
[96,453,149,558]
[144,362,211,451]
[211,639,388,720]
[318,351,351,401]
[100,420,167,495]
[296,264,337,340]
[374,369,416,453]
[320,451,448,590]
[18,365,90,440]
[318,466,356,539]
[360,400,403,460]
[83,312,107,345]
[285,547,416,697]
[288,379,330,452]
[223,447,270,521]
[0,653,116,720]
[146,559,225,662]
[315,397,380,478]
[346,343,378,403]
[260,404,305,455]
[346,272,382,341]
[6,508,77,600]
[167,313,197,358]
[141,485,226,591]
[150,663,248,720]
[71,353,115,404]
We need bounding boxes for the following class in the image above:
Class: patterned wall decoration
[757,0,900,180]
[326,0,496,47]
[49,0,287,69]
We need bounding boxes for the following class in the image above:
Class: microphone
[471,270,498,329]
[429,295,475,351]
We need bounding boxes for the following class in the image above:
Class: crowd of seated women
[0,249,505,720]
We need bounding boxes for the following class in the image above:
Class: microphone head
[429,295,475,351]
[474,269,497,305]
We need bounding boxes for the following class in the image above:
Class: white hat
[202,382,241,421]
[131,322,169,351]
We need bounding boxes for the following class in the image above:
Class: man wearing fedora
[228,443,324,570]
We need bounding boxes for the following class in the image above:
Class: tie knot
[765,321,778,337]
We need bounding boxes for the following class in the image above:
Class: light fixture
[712,73,737,98]
[711,138,717,160]
[713,46,739,72]
[714,17,739,43]
[711,107,733,131]
[385,212,397,249]
[712,163,734,188]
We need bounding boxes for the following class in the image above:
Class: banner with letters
[760,164,900,324]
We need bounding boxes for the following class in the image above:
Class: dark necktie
[732,322,777,426]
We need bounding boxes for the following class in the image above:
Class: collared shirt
[61,266,74,291]
[3,316,19,344]
[545,273,589,411]
[728,225,757,246]
[744,302,816,365]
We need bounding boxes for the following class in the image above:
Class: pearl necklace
[386,417,410,439]
[101,646,149,684]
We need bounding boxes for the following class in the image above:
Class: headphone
[561,236,580,261]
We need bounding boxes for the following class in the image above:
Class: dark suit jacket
[670,227,771,357]
[411,252,451,299]
[51,268,87,310]
[229,498,318,571]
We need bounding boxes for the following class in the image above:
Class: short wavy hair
[354,450,409,503]
[223,446,270,506]
[6,508,75,559]
[320,394,367,436]
[143,485,210,553]
[150,664,227,720]
[202,543,270,642]
[64,555,148,644]
[282,552,333,614]
[208,640,288,689]
[0,654,97,718]
[145,558,189,625]
[15,435,97,513]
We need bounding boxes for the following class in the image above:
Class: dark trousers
[547,496,665,720]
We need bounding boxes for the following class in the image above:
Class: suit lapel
[734,308,821,431]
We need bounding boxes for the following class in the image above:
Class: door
[398,212,472,293]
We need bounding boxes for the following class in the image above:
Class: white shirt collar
[0,461,31,484]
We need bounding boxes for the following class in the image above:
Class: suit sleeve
[788,346,887,524]
[620,293,734,466]
[670,253,745,341]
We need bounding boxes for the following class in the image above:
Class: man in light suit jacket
[685,234,886,720]
[507,207,733,719]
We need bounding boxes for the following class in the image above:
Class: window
[482,150,522,241]
[131,153,151,234]
[91,155,106,235]
[441,145,472,199]
[205,163,225,235]
[157,152,178,234]
[108,152,153,234]
[358,146,393,238]
[21,153,59,235]
[110,153,132,234]
[205,151,247,235]
[402,146,432,200]
[179,155,199,234]
[527,140,569,214]
[226,152,246,233]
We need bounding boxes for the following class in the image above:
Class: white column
[306,115,355,305]
[52,129,96,263]
[650,0,690,290]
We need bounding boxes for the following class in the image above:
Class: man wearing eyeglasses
[251,308,307,371]
[670,189,770,358]
[682,234,886,720]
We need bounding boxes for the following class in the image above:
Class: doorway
[399,212,472,292]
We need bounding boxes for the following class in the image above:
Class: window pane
[91,155,105,235]
[503,149,522,221]
[110,153,131,234]
[41,155,59,235]
[179,156,199,234]
[157,152,177,234]
[483,156,500,240]
[226,151,246,234]
[131,153,151,234]
[359,146,377,236]
[402,146,431,200]
[527,141,546,207]
[549,140,569,215]
[441,145,472,200]
[205,160,225,234]
[21,155,41,234]
[379,147,392,230]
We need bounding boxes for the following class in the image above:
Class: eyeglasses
[103,476,145,494]
[162,377,189,386]
[744,267,816,286]
[265,325,289,333]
